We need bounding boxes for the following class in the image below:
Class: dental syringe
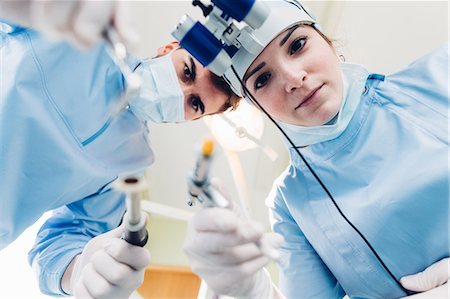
[187,138,280,260]
[113,175,148,247]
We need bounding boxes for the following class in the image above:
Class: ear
[155,41,180,56]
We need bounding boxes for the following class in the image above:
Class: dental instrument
[187,138,280,260]
[113,175,149,247]
[103,27,143,120]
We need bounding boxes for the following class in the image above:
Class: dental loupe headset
[172,0,414,295]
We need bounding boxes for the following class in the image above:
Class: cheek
[256,89,284,115]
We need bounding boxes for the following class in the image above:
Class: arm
[268,185,346,299]
[28,187,149,297]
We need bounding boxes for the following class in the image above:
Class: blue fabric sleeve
[268,186,345,299]
[28,188,126,297]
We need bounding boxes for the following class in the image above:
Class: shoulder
[382,42,449,111]
[265,163,298,209]
[386,42,448,87]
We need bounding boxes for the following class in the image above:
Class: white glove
[68,222,150,299]
[184,180,284,298]
[0,1,139,50]
[400,257,449,298]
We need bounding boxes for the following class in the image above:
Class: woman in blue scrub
[183,1,449,298]
[0,20,240,299]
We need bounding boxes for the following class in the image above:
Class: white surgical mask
[128,51,185,123]
[278,63,369,147]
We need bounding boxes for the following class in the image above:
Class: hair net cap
[223,0,317,97]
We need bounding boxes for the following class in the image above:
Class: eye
[254,72,271,90]
[184,64,193,81]
[191,96,205,114]
[289,37,307,55]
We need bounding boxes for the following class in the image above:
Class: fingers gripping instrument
[187,139,280,261]
[113,175,149,247]
[172,0,269,76]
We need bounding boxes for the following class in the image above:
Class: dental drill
[113,175,148,247]
[187,138,280,260]
[103,27,143,120]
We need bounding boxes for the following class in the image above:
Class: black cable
[192,0,213,17]
[231,65,414,295]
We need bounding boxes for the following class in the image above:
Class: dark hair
[209,72,241,114]
[307,23,344,60]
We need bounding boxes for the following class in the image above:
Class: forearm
[0,2,32,27]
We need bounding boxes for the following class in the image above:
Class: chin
[319,98,341,124]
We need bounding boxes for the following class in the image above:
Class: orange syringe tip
[202,139,215,157]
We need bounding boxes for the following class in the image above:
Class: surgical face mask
[278,63,369,147]
[128,51,185,123]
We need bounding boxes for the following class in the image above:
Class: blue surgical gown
[0,23,154,295]
[268,43,449,299]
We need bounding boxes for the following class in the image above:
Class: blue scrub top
[0,23,154,295]
[268,43,449,299]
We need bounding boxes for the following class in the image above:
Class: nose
[283,65,306,93]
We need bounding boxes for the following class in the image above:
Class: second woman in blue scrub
[183,1,449,298]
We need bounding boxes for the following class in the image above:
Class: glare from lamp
[204,101,264,152]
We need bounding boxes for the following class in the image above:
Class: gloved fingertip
[400,276,411,286]
[400,276,423,292]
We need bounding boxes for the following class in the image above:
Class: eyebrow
[244,62,266,84]
[243,24,302,84]
[280,24,301,47]
[189,57,196,81]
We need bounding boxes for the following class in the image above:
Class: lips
[295,84,324,109]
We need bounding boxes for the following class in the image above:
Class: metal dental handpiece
[113,175,148,247]
[103,27,143,121]
[187,138,280,261]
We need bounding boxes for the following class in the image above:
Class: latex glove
[184,180,284,298]
[400,257,449,298]
[69,223,150,299]
[0,1,139,50]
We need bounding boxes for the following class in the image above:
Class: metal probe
[187,138,229,208]
[113,175,148,247]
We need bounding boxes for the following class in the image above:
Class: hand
[184,179,284,297]
[68,222,150,299]
[400,257,449,298]
[1,1,139,50]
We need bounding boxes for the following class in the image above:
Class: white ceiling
[128,1,449,227]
